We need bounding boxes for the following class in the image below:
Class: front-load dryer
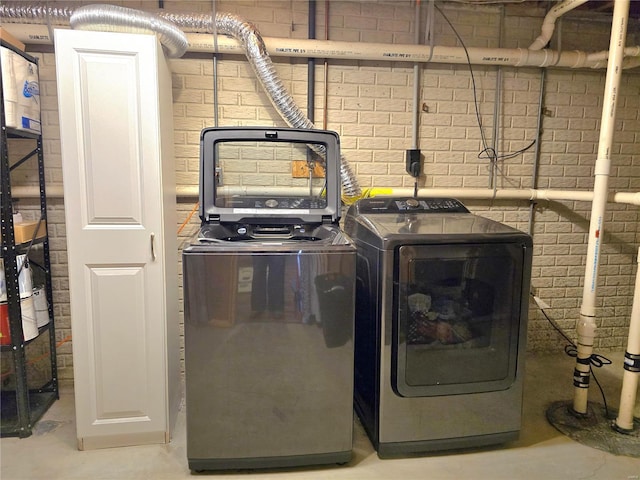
[344,196,533,457]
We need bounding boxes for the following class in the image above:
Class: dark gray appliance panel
[183,248,354,463]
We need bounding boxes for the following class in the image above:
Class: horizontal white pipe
[588,45,640,62]
[367,187,640,205]
[614,247,640,431]
[187,33,640,70]
[529,0,589,51]
[3,24,640,70]
[13,185,640,206]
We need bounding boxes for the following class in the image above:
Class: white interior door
[55,30,173,449]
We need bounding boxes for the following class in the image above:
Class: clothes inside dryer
[396,242,524,396]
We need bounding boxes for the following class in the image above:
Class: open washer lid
[200,127,342,225]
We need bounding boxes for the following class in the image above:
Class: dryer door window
[393,243,525,397]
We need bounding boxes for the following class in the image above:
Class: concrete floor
[1,351,639,480]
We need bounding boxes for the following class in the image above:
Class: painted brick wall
[9,0,639,382]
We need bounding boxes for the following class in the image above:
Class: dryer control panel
[352,197,469,214]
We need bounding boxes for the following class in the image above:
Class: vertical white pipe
[614,247,640,431]
[572,0,630,415]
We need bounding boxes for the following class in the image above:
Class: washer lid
[199,127,342,225]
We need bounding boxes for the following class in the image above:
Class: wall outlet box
[292,160,325,178]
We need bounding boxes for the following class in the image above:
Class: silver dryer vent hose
[162,10,362,198]
[70,4,189,58]
[0,2,362,198]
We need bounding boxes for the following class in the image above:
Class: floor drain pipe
[613,247,640,432]
[572,0,630,416]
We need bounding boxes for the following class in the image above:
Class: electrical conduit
[411,0,422,151]
[527,68,546,236]
[572,0,630,416]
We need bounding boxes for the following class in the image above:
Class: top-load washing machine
[344,196,533,457]
[182,127,355,471]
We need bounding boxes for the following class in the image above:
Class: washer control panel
[353,197,469,214]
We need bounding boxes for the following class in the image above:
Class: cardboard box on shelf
[1,44,41,135]
[0,28,26,52]
[13,220,46,244]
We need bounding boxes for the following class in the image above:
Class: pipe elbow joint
[528,37,548,51]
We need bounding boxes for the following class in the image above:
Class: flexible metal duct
[70,4,188,58]
[160,10,361,197]
[0,2,362,197]
[0,2,73,24]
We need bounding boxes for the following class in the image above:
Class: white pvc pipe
[3,23,640,70]
[11,185,640,206]
[588,45,640,62]
[572,0,630,416]
[614,247,640,431]
[529,0,589,50]
[373,187,640,205]
[186,33,640,70]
